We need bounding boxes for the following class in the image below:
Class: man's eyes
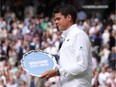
[55,18,61,21]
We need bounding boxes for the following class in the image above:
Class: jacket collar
[62,24,77,39]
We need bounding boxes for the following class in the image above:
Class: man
[40,4,92,87]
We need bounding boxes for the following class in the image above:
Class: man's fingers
[39,69,57,78]
[39,71,48,78]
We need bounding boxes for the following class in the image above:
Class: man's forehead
[54,13,65,20]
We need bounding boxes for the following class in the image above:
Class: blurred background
[0,0,116,87]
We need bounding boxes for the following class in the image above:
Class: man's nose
[55,20,58,24]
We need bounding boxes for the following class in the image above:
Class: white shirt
[98,72,110,85]
[58,24,92,87]
[92,57,97,70]
[6,84,18,87]
[44,46,58,55]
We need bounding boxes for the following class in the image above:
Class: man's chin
[58,27,64,31]
[58,28,64,32]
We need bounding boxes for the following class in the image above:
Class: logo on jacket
[79,46,84,50]
[66,39,70,42]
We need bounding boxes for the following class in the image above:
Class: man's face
[54,13,70,31]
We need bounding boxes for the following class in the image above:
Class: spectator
[20,81,27,87]
[108,46,116,70]
[6,76,18,87]
[0,79,6,87]
[98,66,110,87]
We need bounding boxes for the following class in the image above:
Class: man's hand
[40,69,58,79]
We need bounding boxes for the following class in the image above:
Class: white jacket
[58,24,92,87]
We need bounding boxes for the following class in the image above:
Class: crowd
[0,4,116,87]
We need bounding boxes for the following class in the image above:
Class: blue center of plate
[23,51,54,76]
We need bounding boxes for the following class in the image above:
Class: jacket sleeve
[59,32,91,77]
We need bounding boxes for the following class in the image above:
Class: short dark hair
[53,4,77,23]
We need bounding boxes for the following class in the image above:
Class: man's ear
[67,14,72,22]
